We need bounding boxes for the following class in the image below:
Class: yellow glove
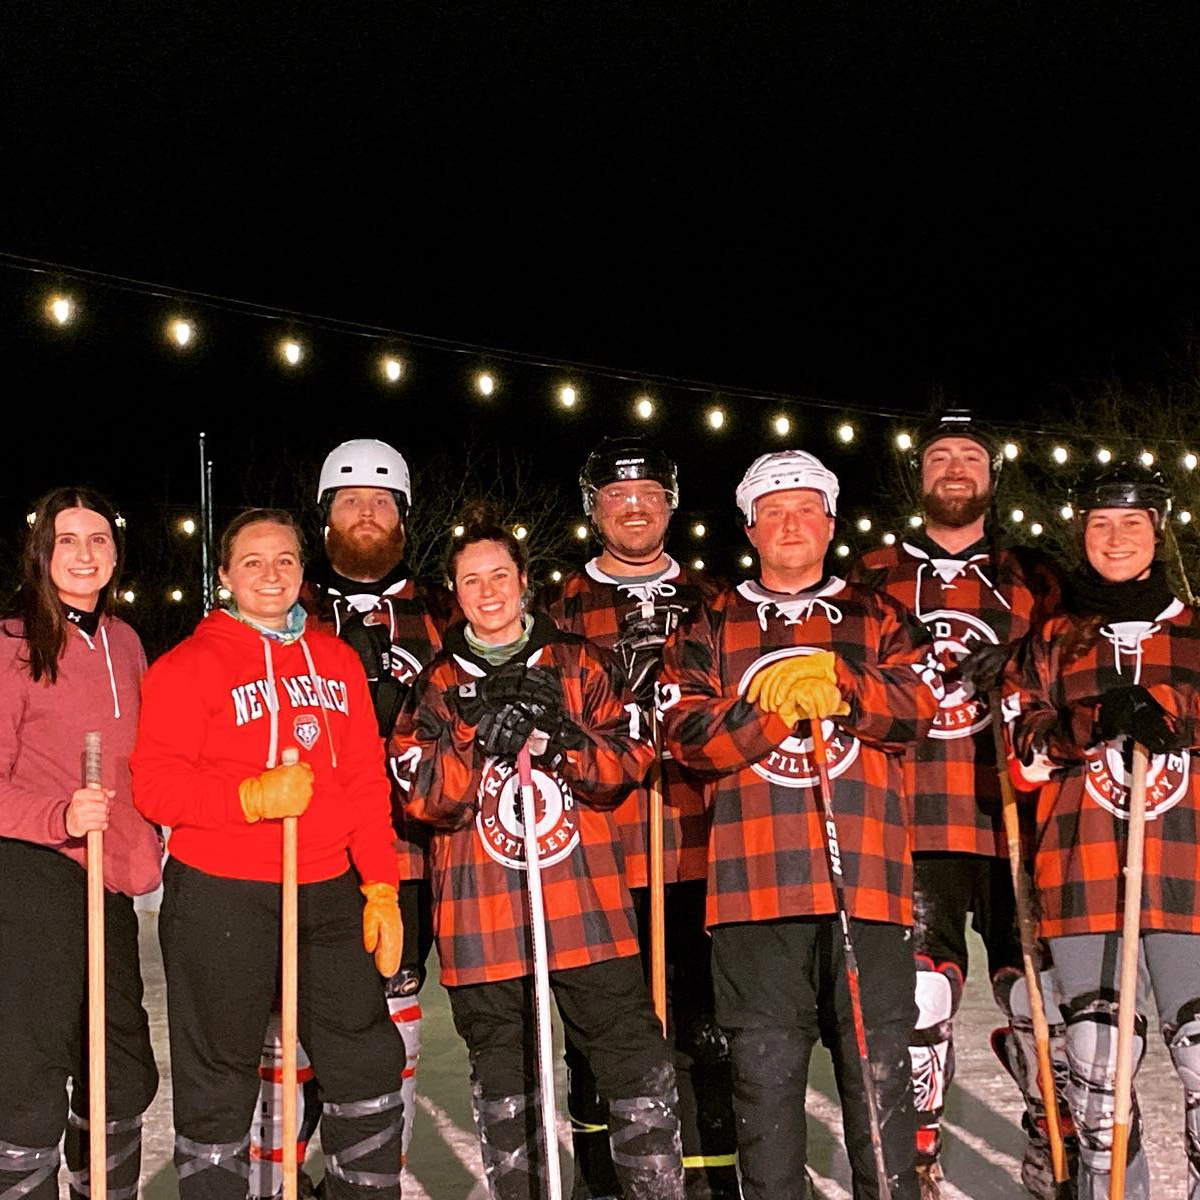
[778,680,850,727]
[361,882,403,978]
[238,762,314,823]
[746,652,838,713]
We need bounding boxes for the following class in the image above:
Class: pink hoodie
[0,616,164,897]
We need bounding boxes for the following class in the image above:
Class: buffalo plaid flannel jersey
[659,576,941,929]
[540,556,723,886]
[851,534,1062,857]
[1005,597,1200,938]
[389,612,653,986]
[302,573,457,881]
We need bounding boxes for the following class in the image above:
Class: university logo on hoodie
[230,672,350,726]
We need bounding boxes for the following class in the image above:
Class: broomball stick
[85,731,108,1200]
[280,747,301,1200]
[648,709,667,1032]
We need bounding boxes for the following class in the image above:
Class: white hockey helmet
[736,450,839,524]
[318,439,412,512]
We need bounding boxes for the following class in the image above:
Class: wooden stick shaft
[1110,743,1149,1200]
[85,731,107,1200]
[989,693,1068,1182]
[648,712,667,1033]
[280,749,300,1200]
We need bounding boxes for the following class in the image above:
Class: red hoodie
[132,609,396,887]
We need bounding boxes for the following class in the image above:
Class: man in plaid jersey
[541,437,736,1200]
[250,439,455,1195]
[660,449,942,1200]
[850,411,1071,1198]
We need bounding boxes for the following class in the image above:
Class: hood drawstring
[299,636,338,768]
[330,586,402,644]
[74,624,122,719]
[261,638,281,768]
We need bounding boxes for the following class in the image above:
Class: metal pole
[198,433,211,613]
[205,457,215,612]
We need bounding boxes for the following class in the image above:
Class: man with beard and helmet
[850,410,1074,1199]
[249,438,455,1197]
[540,437,737,1200]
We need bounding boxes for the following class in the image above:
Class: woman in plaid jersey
[1006,461,1200,1200]
[659,451,943,1200]
[391,506,686,1200]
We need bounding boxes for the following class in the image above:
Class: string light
[218,586,231,601]
[882,532,897,546]
[691,558,705,570]
[739,554,753,568]
[635,395,655,420]
[475,371,496,397]
[280,338,303,366]
[1052,446,1069,465]
[1010,508,1025,523]
[1060,504,1074,520]
[574,524,589,540]
[1184,452,1197,471]
[1003,442,1019,460]
[121,590,136,603]
[1180,511,1193,525]
[381,356,405,383]
[837,422,855,444]
[1139,450,1155,467]
[707,407,726,430]
[26,511,36,527]
[895,432,913,451]
[550,570,563,582]
[558,384,578,408]
[692,523,706,538]
[1030,522,1044,536]
[856,517,872,532]
[452,524,465,538]
[180,518,196,535]
[1096,448,1112,464]
[772,415,791,437]
[513,525,528,540]
[168,318,195,348]
[47,295,75,325]
[835,544,850,558]
[169,588,184,602]
[908,515,923,528]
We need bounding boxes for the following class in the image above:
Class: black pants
[0,838,157,1200]
[159,858,405,1200]
[711,917,918,1200]
[566,881,736,1199]
[449,955,685,1200]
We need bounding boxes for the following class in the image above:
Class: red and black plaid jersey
[851,534,1062,857]
[389,612,653,986]
[1004,597,1200,937]
[302,572,458,881]
[539,557,723,886]
[659,576,940,929]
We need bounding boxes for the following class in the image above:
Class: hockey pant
[448,955,685,1200]
[159,860,405,1200]
[0,839,157,1200]
[567,881,737,1200]
[711,916,919,1200]
[249,880,431,1196]
[1051,931,1200,1200]
[909,853,1027,1167]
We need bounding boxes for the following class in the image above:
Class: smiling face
[745,488,835,592]
[1084,507,1158,583]
[219,521,304,630]
[591,480,673,562]
[453,539,528,645]
[50,507,117,611]
[921,436,992,529]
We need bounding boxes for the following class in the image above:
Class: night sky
[5,4,1200,635]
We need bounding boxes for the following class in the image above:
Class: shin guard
[607,1064,685,1200]
[65,1112,143,1200]
[909,956,962,1166]
[1163,1006,1200,1200]
[0,1138,60,1200]
[471,1084,543,1200]
[384,969,422,1165]
[320,1090,403,1200]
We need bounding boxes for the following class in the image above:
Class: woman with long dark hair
[391,503,685,1200]
[0,486,162,1200]
[1007,461,1200,1199]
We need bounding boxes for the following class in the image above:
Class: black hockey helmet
[580,438,679,516]
[911,408,1005,475]
[1071,460,1173,531]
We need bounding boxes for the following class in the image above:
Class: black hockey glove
[475,703,538,762]
[455,663,564,726]
[956,641,1012,697]
[1097,685,1184,755]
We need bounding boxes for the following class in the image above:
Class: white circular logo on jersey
[919,609,999,740]
[388,645,425,687]
[476,760,580,870]
[1083,744,1189,821]
[737,648,860,788]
